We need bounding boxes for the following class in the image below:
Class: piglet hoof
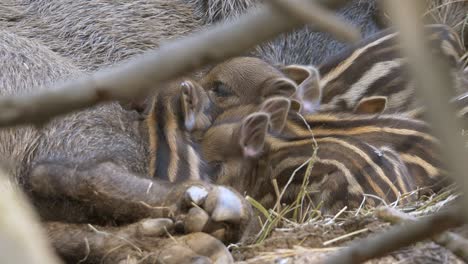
[204,186,245,223]
[97,219,224,264]
[158,245,212,264]
[159,232,233,264]
[185,185,209,206]
[182,185,252,243]
[137,218,174,237]
[185,207,210,233]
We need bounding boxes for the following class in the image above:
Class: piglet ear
[281,65,322,114]
[296,66,322,114]
[261,77,297,99]
[280,64,311,84]
[260,97,291,133]
[180,80,204,131]
[239,113,269,158]
[353,96,387,115]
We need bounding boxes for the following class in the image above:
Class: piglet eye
[211,81,233,97]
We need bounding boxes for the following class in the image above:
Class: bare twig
[377,207,468,263]
[0,0,353,127]
[0,168,62,264]
[323,207,464,264]
[269,0,361,43]
[383,0,468,220]
[322,228,369,246]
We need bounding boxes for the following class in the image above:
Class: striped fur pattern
[146,79,213,182]
[283,24,465,115]
[145,60,297,183]
[280,112,445,187]
[144,24,462,210]
[201,100,448,214]
[144,76,295,182]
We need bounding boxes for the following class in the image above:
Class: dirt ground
[232,214,466,263]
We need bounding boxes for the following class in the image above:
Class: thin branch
[0,168,62,264]
[377,207,468,263]
[268,0,361,43]
[323,206,464,264]
[383,0,468,220]
[322,228,369,246]
[0,0,353,127]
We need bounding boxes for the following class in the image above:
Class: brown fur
[195,26,465,121]
[145,79,212,182]
[0,30,255,262]
[200,99,446,215]
[285,24,465,115]
[199,57,296,110]
[45,221,231,263]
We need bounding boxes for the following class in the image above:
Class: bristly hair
[187,0,257,23]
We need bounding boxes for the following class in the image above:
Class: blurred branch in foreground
[377,207,468,262]
[0,0,355,128]
[323,206,464,264]
[0,168,62,264]
[384,0,468,219]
